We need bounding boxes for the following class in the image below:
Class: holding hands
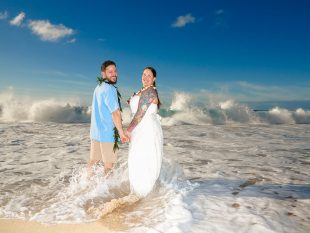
[125,130,131,142]
[120,131,130,143]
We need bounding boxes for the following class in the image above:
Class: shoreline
[0,219,113,233]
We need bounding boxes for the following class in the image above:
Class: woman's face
[142,69,155,87]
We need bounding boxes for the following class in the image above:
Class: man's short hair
[101,60,116,72]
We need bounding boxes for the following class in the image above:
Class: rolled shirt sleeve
[104,85,119,113]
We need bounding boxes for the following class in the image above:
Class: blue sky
[0,0,310,106]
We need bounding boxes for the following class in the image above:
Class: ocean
[0,92,310,232]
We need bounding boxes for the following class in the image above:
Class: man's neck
[100,78,116,85]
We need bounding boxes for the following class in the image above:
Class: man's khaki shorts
[90,140,117,163]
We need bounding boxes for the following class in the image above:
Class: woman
[126,67,163,197]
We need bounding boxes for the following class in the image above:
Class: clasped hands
[120,130,131,143]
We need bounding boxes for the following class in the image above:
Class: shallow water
[0,122,310,232]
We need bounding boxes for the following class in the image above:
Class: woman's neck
[142,85,153,89]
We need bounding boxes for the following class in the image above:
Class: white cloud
[171,14,195,28]
[10,12,25,26]
[28,20,75,42]
[177,81,310,105]
[216,81,310,101]
[67,38,76,43]
[0,10,8,20]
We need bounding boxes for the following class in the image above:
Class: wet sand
[0,219,112,233]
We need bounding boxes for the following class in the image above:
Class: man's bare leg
[88,160,114,177]
[87,160,100,176]
[104,162,113,176]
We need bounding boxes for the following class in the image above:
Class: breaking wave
[160,92,310,126]
[0,91,90,123]
[0,91,309,125]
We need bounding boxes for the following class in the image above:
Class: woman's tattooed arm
[127,87,158,132]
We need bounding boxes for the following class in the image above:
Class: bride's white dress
[128,95,163,197]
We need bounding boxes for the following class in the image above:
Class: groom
[88,60,127,174]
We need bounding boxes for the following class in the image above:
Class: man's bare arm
[111,109,127,142]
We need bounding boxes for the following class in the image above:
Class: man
[89,60,127,175]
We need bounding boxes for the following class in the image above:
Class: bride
[126,67,163,197]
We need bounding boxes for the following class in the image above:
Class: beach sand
[0,219,115,233]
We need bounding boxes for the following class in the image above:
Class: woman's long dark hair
[144,66,161,109]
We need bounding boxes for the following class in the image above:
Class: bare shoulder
[142,86,157,96]
[141,87,158,104]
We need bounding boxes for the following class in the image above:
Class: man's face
[102,65,117,83]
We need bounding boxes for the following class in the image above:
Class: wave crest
[0,91,90,123]
[160,92,310,126]
[1,90,309,125]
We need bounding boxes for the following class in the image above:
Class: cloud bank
[196,81,310,102]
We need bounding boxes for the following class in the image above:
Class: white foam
[0,90,90,123]
[219,100,235,110]
[265,107,295,124]
[293,108,310,124]
[1,122,310,232]
[162,92,258,126]
[1,90,309,125]
[170,92,193,111]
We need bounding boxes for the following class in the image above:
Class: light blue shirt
[90,83,119,142]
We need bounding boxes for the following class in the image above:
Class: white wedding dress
[128,95,163,197]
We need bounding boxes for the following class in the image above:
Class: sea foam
[1,90,309,124]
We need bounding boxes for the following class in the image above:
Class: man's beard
[107,76,117,84]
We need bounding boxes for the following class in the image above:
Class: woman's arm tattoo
[127,87,158,132]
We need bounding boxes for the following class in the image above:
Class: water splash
[1,90,309,125]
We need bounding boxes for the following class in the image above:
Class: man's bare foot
[104,168,113,178]
[87,160,101,177]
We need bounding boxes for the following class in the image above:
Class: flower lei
[97,76,122,152]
